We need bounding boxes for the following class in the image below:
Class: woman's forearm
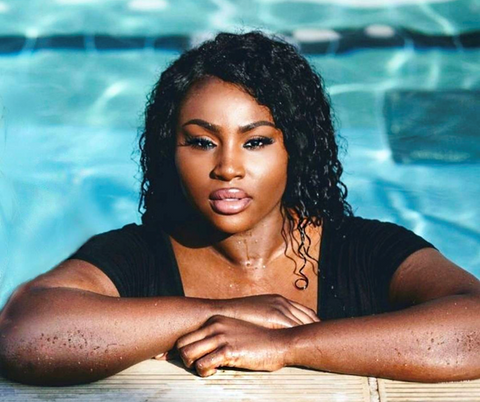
[284,294,480,382]
[0,286,219,385]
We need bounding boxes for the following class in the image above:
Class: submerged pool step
[384,90,480,164]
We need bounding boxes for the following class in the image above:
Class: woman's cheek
[251,149,288,187]
[176,150,209,184]
[175,150,214,212]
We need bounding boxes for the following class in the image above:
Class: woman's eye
[244,137,274,149]
[184,138,216,150]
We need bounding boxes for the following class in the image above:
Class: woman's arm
[284,292,479,382]
[0,260,317,386]
[0,286,220,385]
[177,249,480,382]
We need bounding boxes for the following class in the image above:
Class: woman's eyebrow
[239,120,276,133]
[182,119,276,133]
[182,119,220,133]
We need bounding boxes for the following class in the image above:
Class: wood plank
[0,359,371,402]
[378,377,480,402]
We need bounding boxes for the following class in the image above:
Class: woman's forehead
[178,78,275,125]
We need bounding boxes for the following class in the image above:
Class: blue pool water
[0,0,479,309]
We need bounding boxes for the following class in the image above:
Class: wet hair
[138,31,353,289]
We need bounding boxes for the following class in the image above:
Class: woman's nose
[210,145,245,181]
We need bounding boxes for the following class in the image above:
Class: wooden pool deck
[1,359,479,401]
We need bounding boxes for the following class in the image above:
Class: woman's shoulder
[67,223,174,298]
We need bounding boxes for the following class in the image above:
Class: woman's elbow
[0,327,51,386]
[424,337,480,383]
[0,323,104,386]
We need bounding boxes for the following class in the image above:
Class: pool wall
[0,0,479,309]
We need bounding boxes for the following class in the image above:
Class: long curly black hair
[138,31,353,289]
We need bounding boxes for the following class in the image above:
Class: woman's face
[174,77,289,234]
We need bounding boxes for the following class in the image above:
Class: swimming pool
[0,0,479,309]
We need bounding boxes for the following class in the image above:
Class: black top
[67,216,436,320]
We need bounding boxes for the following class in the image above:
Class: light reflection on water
[1,0,479,36]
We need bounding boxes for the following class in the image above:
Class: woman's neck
[211,212,292,270]
[170,207,296,271]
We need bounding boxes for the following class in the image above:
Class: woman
[0,31,479,386]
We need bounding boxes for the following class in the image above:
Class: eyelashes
[244,137,274,149]
[181,136,274,150]
[183,137,216,150]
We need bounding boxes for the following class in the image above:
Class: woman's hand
[152,295,318,361]
[220,294,319,329]
[176,315,292,377]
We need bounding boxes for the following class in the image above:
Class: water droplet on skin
[262,265,266,269]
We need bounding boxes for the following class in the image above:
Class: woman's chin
[204,214,257,235]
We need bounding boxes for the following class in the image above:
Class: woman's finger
[165,349,179,360]
[153,350,179,360]
[294,310,316,325]
[178,335,223,369]
[288,300,320,323]
[194,345,231,377]
[270,306,303,327]
[176,324,213,350]
[283,304,316,325]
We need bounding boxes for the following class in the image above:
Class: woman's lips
[210,198,252,215]
[209,188,252,215]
